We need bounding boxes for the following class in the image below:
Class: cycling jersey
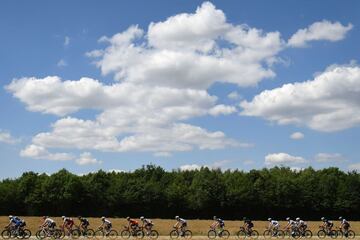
[103,219,112,225]
[80,218,89,225]
[45,218,56,228]
[270,220,279,227]
[288,220,296,226]
[298,220,306,226]
[142,219,152,225]
[178,218,186,224]
[64,218,74,225]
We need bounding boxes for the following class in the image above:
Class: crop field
[1,217,359,237]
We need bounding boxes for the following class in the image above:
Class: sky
[1,0,360,178]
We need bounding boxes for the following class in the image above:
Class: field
[1,217,359,237]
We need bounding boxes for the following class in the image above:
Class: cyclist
[6,216,24,233]
[339,217,350,236]
[62,216,75,234]
[296,217,307,233]
[174,216,187,236]
[126,217,139,231]
[140,216,153,235]
[267,218,280,235]
[99,217,112,233]
[40,216,56,231]
[284,217,297,236]
[78,216,90,231]
[243,218,254,234]
[321,217,334,233]
[211,216,225,232]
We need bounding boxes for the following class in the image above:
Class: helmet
[9,215,13,219]
[213,216,217,220]
[339,217,343,220]
[268,218,272,221]
[286,217,290,221]
[140,216,144,220]
[101,217,105,221]
[175,216,179,220]
[126,217,130,221]
[321,217,325,221]
[296,217,300,221]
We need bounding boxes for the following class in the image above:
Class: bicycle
[1,226,31,239]
[35,226,62,239]
[335,227,355,239]
[236,227,259,239]
[169,226,192,239]
[283,227,301,239]
[138,226,159,239]
[317,226,337,239]
[70,225,95,239]
[207,226,230,239]
[94,226,118,239]
[263,228,285,239]
[120,225,144,239]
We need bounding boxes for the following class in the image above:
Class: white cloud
[57,59,67,67]
[180,164,203,171]
[348,163,360,171]
[64,36,70,47]
[209,104,237,116]
[288,20,353,47]
[240,64,360,132]
[154,152,172,157]
[88,2,284,89]
[108,169,127,173]
[315,153,345,163]
[227,91,241,100]
[290,132,304,140]
[20,144,74,161]
[0,130,19,144]
[76,152,102,165]
[265,152,307,166]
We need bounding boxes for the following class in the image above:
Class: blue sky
[1,0,360,178]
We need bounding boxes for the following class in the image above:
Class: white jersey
[270,220,279,227]
[143,219,152,224]
[45,218,55,225]
[103,219,111,225]
[298,220,306,226]
[178,218,186,224]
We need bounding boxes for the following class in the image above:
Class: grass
[0,217,358,236]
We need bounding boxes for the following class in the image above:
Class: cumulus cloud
[180,164,203,171]
[315,153,345,163]
[20,144,74,161]
[0,130,19,144]
[227,91,241,100]
[348,163,360,171]
[209,104,237,116]
[265,152,307,166]
[76,152,102,165]
[240,64,360,132]
[288,20,353,47]
[88,2,284,89]
[290,132,304,140]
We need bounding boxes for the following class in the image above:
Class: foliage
[0,166,359,220]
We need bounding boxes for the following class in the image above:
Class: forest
[0,166,359,220]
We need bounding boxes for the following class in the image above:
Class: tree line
[0,166,359,220]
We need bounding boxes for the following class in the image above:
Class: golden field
[0,217,359,237]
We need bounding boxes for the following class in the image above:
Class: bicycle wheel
[303,230,312,239]
[120,230,131,239]
[1,229,11,239]
[276,230,285,239]
[237,230,246,239]
[250,230,259,239]
[170,230,179,239]
[85,229,95,238]
[346,230,355,239]
[317,230,327,239]
[19,229,31,239]
[135,230,144,239]
[220,230,230,239]
[107,229,118,239]
[38,230,48,240]
[71,229,81,239]
[330,230,338,239]
[208,230,217,239]
[184,230,192,239]
[263,230,272,239]
[94,230,104,239]
[149,230,159,239]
